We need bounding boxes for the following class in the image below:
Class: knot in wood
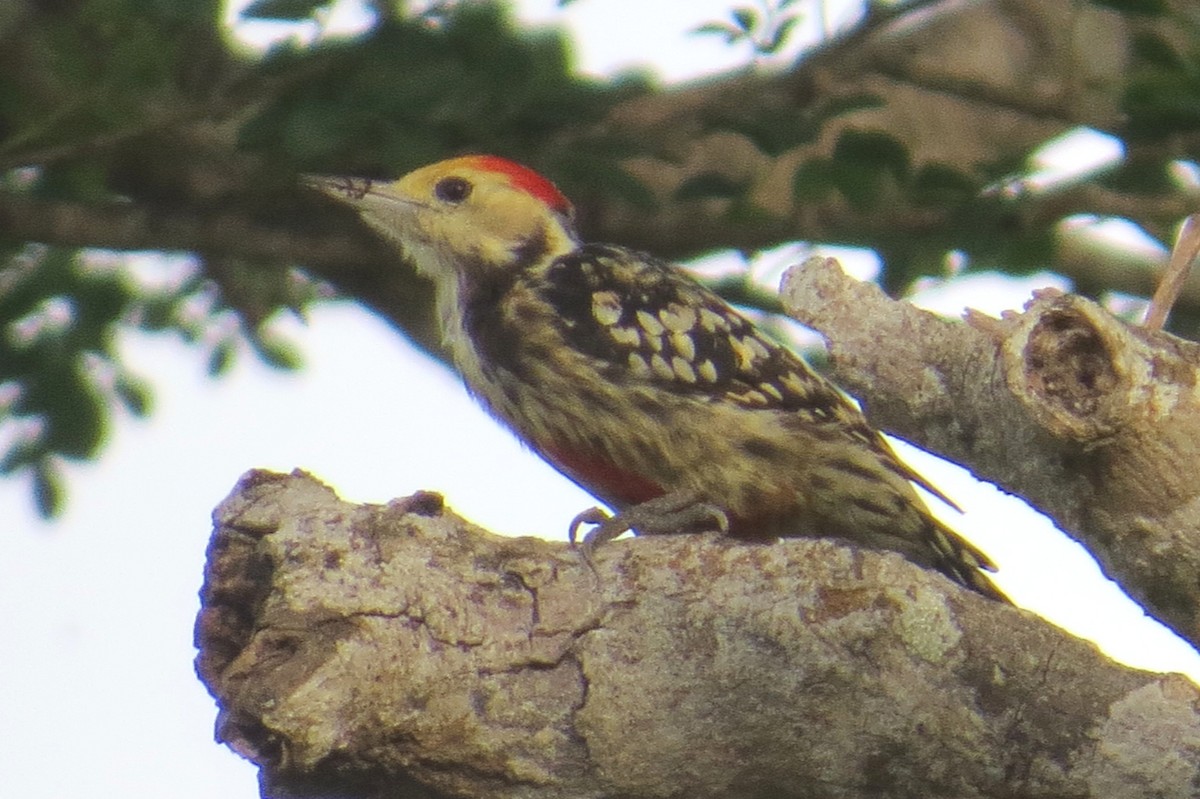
[1024,308,1118,419]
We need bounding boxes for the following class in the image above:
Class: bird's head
[311,155,578,281]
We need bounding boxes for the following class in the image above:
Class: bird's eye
[434,176,472,204]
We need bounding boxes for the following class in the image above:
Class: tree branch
[197,470,1200,799]
[782,256,1200,647]
[566,0,1193,301]
[0,192,446,355]
[5,0,1200,341]
[0,193,377,266]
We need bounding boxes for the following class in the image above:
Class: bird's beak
[302,174,377,204]
[302,174,428,255]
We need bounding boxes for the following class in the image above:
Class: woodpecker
[310,155,1004,600]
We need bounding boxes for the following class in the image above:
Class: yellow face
[333,156,577,278]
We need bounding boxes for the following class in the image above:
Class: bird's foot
[568,490,729,571]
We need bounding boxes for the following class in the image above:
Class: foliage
[0,0,629,515]
[0,243,313,515]
[693,0,803,59]
[2,0,1200,515]
[239,3,629,175]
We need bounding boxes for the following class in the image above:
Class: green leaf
[732,7,759,34]
[1130,30,1186,69]
[39,366,107,459]
[765,16,799,54]
[207,341,235,377]
[692,22,744,43]
[553,154,658,210]
[1123,73,1200,139]
[725,108,820,157]
[832,129,911,180]
[33,459,64,519]
[910,163,978,206]
[674,173,747,201]
[114,373,153,417]
[1087,0,1167,16]
[242,0,330,21]
[830,129,911,209]
[1097,154,1173,195]
[792,158,835,203]
[0,439,41,477]
[252,333,303,371]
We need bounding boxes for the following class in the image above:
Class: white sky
[3,3,1198,798]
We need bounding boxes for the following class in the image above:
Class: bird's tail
[924,515,1009,602]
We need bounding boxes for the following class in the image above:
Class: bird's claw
[568,492,730,574]
[568,506,633,576]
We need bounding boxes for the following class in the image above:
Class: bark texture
[782,256,1200,649]
[197,470,1200,799]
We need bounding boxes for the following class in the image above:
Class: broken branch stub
[781,256,1200,647]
